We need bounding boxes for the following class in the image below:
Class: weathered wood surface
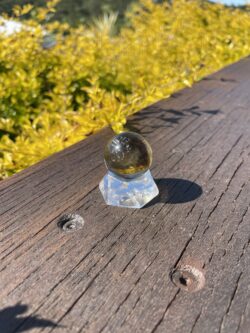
[1,56,250,333]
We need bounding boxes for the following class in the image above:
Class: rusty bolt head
[170,263,205,292]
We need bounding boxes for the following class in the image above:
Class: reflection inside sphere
[104,132,152,178]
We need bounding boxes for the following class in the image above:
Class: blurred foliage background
[0,0,250,179]
[0,0,137,27]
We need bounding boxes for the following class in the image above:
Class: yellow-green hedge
[0,0,250,179]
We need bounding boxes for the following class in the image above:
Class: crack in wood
[209,134,243,180]
[227,206,249,245]
[190,309,202,333]
[150,290,180,333]
[50,254,117,332]
[78,252,160,333]
[218,272,243,333]
[234,181,246,201]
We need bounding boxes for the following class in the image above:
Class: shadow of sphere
[146,178,202,207]
[157,178,202,203]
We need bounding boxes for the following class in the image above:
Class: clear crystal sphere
[104,132,152,178]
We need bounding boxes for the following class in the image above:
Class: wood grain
[0,57,250,333]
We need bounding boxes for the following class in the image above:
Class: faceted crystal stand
[99,170,159,209]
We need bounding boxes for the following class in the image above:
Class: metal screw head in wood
[57,213,84,233]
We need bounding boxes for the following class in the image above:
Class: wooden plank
[0,56,250,333]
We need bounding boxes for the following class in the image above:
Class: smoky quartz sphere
[104,132,152,178]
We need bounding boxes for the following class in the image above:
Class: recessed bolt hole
[57,213,84,233]
[179,276,188,286]
[170,263,205,293]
